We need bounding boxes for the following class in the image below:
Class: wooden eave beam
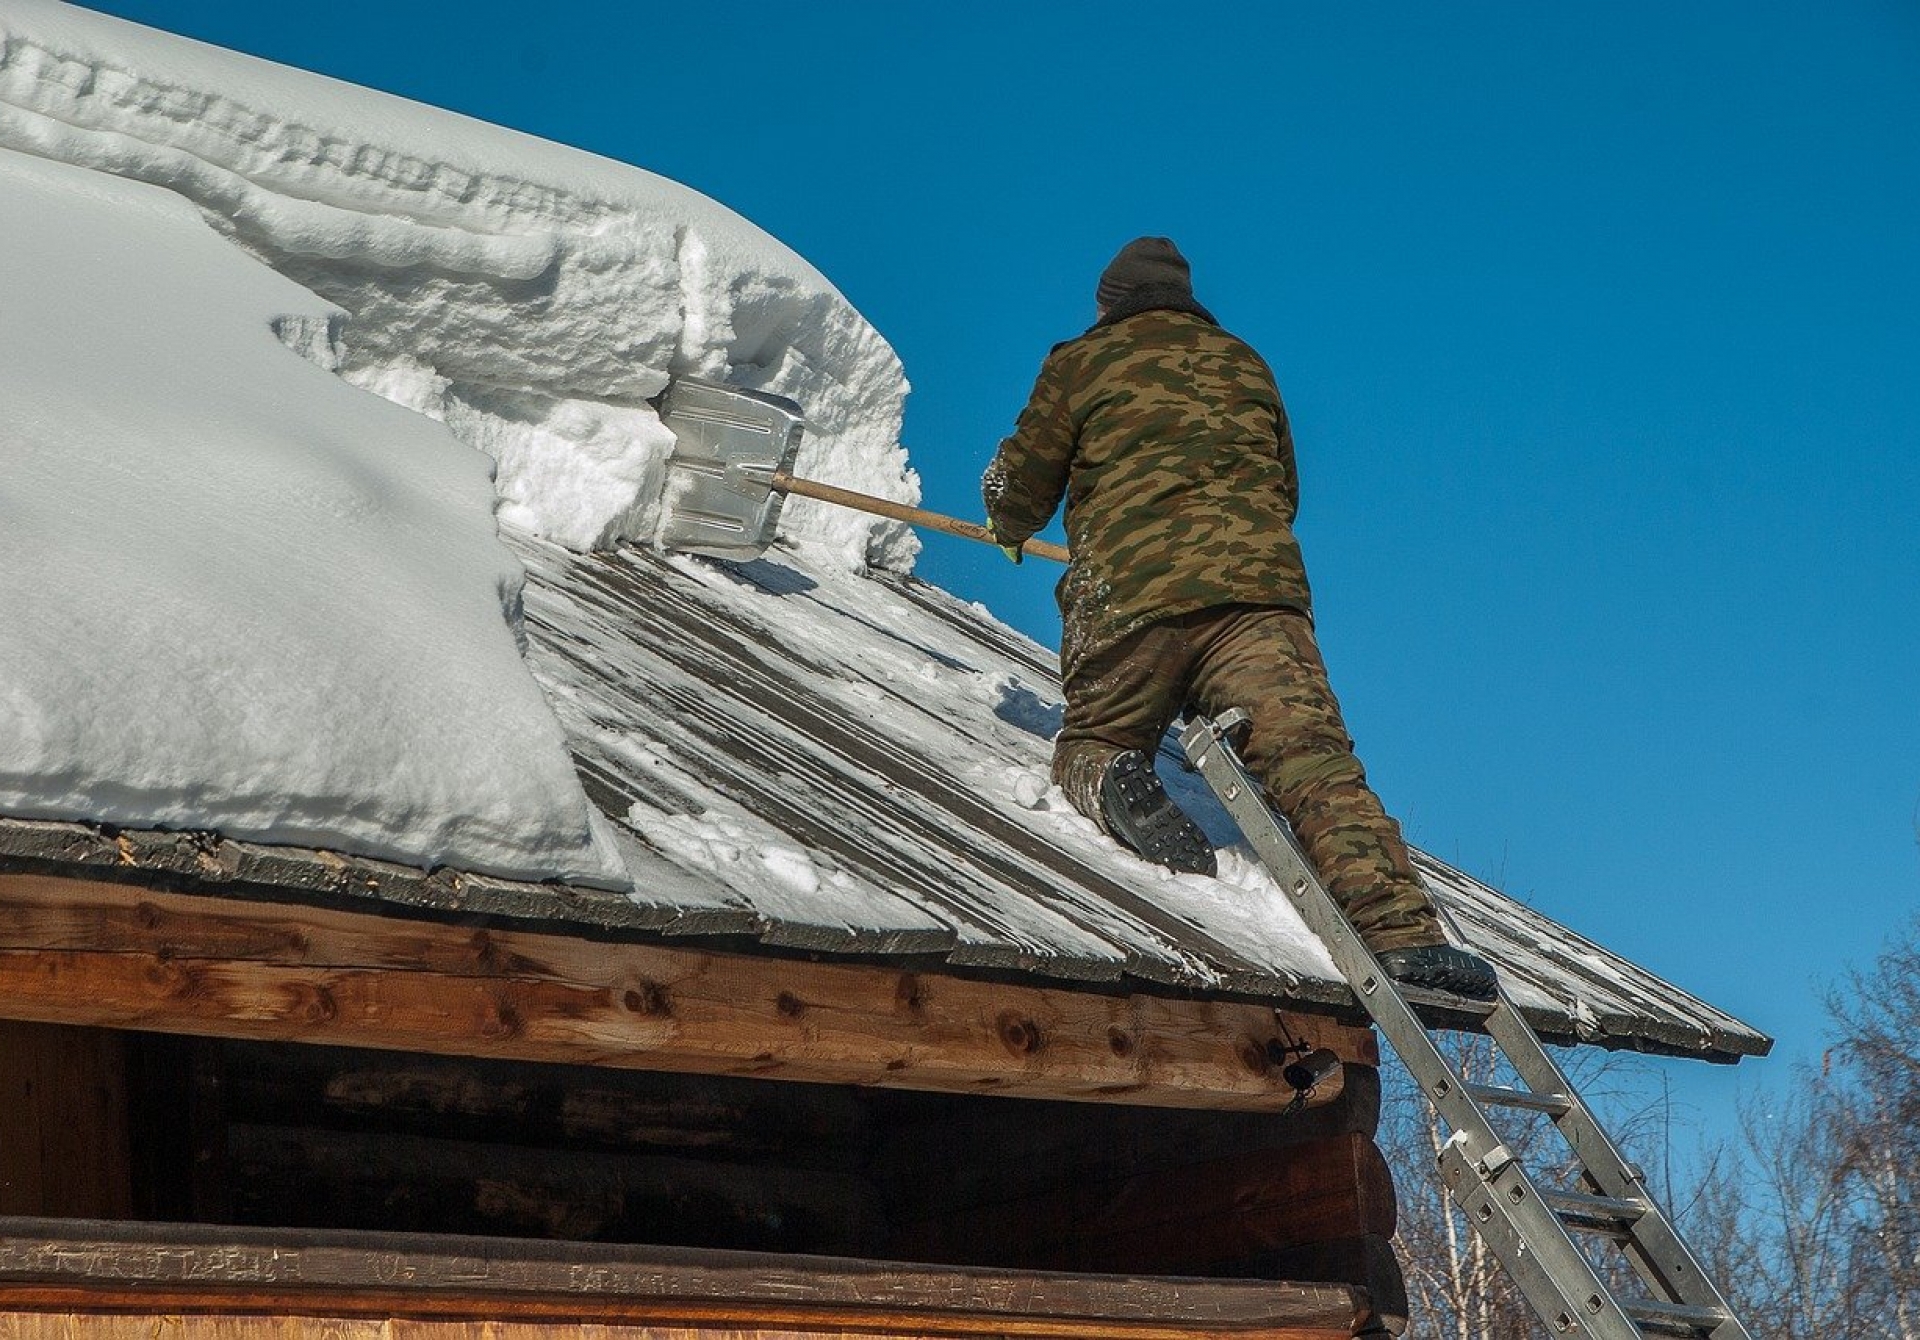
[0,1217,1368,1339]
[0,873,1374,1111]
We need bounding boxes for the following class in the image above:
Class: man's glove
[985,520,1024,565]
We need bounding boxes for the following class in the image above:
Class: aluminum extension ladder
[1180,711,1753,1340]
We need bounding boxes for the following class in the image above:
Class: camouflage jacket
[982,293,1311,679]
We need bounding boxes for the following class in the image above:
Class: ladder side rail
[1480,1003,1750,1334]
[1436,1140,1652,1340]
[1178,718,1512,1146]
[1180,718,1649,1340]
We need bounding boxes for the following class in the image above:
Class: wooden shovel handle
[773,472,1070,565]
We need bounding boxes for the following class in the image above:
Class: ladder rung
[1623,1297,1731,1335]
[1541,1187,1648,1237]
[1463,1080,1573,1117]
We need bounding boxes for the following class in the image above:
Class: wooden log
[0,874,1373,1112]
[871,1063,1382,1222]
[897,1131,1397,1276]
[775,470,1073,565]
[123,1033,231,1223]
[223,1122,886,1254]
[212,1040,1387,1270]
[0,1217,1367,1339]
[0,1021,131,1219]
[1260,1235,1409,1337]
[217,1040,872,1168]
[0,1308,1355,1340]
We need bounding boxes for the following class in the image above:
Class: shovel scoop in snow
[657,376,1069,564]
[655,377,807,562]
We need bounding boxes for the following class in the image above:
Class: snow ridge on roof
[0,1,918,883]
[0,146,626,885]
[0,0,916,568]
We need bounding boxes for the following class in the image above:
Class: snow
[994,761,1343,982]
[516,542,1347,985]
[0,147,622,884]
[0,1,912,883]
[0,0,914,568]
[1009,768,1051,811]
[0,6,1747,1053]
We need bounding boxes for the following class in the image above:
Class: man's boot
[1099,749,1216,877]
[1376,944,1498,1001]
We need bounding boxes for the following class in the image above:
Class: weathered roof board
[514,537,1767,1062]
[0,534,1768,1063]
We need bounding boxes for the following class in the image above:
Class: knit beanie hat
[1095,236,1192,308]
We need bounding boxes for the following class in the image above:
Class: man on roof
[983,236,1496,1000]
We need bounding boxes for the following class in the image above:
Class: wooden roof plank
[521,543,1205,985]
[0,526,1771,1062]
[0,1216,1368,1337]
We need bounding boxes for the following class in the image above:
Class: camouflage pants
[1053,603,1442,953]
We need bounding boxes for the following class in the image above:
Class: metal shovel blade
[657,376,805,561]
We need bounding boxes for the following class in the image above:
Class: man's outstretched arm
[982,348,1077,551]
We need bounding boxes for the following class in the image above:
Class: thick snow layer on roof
[0,1,910,882]
[0,147,622,884]
[0,0,914,567]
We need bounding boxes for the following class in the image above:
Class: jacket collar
[1093,283,1219,329]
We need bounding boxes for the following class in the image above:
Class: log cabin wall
[54,1030,1402,1285]
[0,1219,1371,1340]
[0,870,1405,1332]
[0,1023,1402,1324]
[0,1021,132,1221]
[866,1064,1406,1323]
[201,1038,885,1255]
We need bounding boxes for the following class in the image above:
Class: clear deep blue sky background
[83,1,1919,1145]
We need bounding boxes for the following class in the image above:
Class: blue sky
[82,1,1919,1146]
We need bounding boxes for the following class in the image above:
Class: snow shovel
[656,376,1068,564]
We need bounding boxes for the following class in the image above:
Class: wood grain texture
[774,471,1072,564]
[869,1062,1383,1224]
[223,1122,884,1252]
[0,1218,1368,1338]
[897,1132,1396,1276]
[0,874,1373,1112]
[0,1023,131,1220]
[200,1039,1385,1271]
[0,1311,1356,1340]
[1260,1235,1408,1336]
[217,1041,873,1167]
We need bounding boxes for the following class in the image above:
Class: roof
[0,2,1767,1074]
[0,533,1763,1062]
[517,538,1768,1062]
